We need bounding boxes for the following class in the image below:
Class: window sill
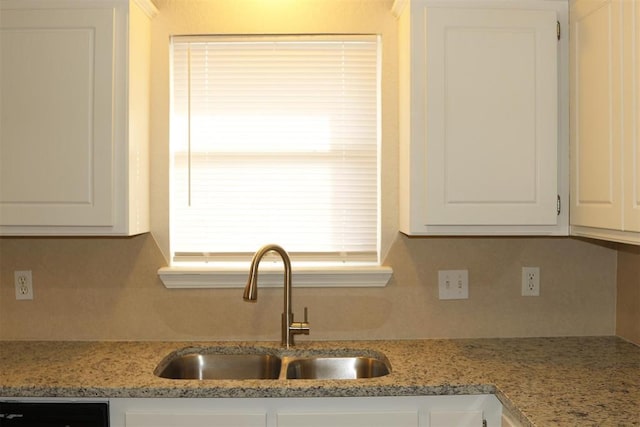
[158,265,393,289]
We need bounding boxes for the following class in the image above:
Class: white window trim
[156,33,393,288]
[158,265,393,289]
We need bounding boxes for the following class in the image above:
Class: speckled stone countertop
[1,337,638,426]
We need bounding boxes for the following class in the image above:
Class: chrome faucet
[243,244,310,347]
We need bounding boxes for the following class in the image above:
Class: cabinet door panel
[430,410,482,427]
[0,8,114,226]
[624,0,640,232]
[126,412,266,427]
[425,8,558,225]
[277,411,418,427]
[570,0,623,229]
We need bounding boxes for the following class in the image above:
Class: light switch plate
[438,270,469,300]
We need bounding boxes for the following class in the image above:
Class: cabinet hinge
[557,195,561,215]
[557,21,561,40]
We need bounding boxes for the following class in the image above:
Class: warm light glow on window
[171,114,331,154]
[170,35,381,265]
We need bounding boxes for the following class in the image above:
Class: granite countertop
[0,337,638,426]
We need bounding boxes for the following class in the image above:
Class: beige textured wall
[0,0,624,341]
[616,244,640,344]
[0,234,617,341]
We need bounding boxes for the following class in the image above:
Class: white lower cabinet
[276,409,418,427]
[500,404,523,427]
[110,395,503,427]
[125,412,266,427]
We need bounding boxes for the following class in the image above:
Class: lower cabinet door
[125,412,266,427]
[277,410,418,427]
[429,410,483,427]
[110,395,502,427]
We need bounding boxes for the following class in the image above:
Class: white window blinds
[170,35,381,265]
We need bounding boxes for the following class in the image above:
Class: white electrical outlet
[14,270,34,300]
[438,270,469,300]
[522,267,540,296]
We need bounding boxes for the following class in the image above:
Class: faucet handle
[289,307,310,339]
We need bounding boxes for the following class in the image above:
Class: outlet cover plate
[14,270,33,300]
[438,270,469,300]
[522,267,540,296]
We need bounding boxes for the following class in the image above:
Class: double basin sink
[155,347,391,381]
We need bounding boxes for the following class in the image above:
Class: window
[168,35,382,270]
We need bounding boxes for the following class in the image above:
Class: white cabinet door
[430,410,482,427]
[623,0,640,233]
[501,405,524,427]
[425,7,558,226]
[126,412,266,427]
[0,8,115,227]
[570,0,623,230]
[397,0,568,236]
[570,0,640,244]
[277,411,418,427]
[0,0,152,236]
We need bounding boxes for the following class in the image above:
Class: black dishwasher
[0,401,109,427]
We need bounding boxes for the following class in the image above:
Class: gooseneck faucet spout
[244,244,310,347]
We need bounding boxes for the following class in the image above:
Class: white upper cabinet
[0,0,155,236]
[570,0,640,245]
[395,0,569,236]
[624,1,640,235]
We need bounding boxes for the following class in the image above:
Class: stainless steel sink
[154,353,282,380]
[154,349,391,380]
[285,356,390,380]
